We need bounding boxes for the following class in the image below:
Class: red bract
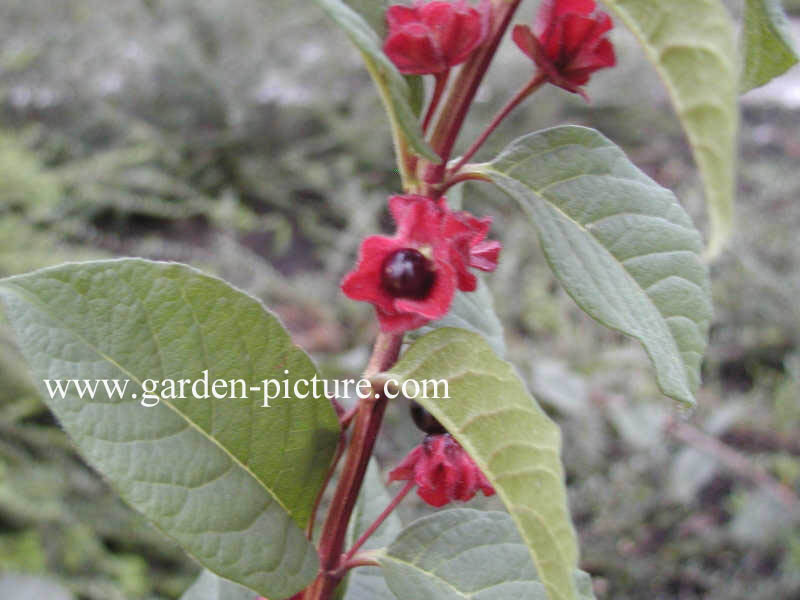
[389,433,495,507]
[441,204,501,292]
[393,195,501,291]
[341,195,500,332]
[384,1,487,75]
[512,0,615,98]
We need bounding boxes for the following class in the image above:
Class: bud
[384,1,487,75]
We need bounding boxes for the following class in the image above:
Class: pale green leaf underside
[380,509,595,600]
[0,259,341,598]
[343,0,390,37]
[740,0,800,92]
[342,459,402,600]
[601,0,738,257]
[180,570,258,600]
[386,329,579,600]
[312,0,437,161]
[414,277,506,357]
[405,72,426,118]
[481,126,711,405]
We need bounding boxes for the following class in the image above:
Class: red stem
[339,405,358,430]
[438,169,492,196]
[306,432,347,539]
[422,0,524,191]
[306,4,526,598]
[422,70,451,133]
[305,332,404,600]
[342,481,415,564]
[449,72,547,175]
[340,554,381,570]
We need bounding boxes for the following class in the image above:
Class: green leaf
[386,329,579,600]
[180,571,258,600]
[741,0,800,92]
[0,259,341,599]
[342,460,402,600]
[343,0,389,37]
[479,126,712,405]
[405,74,426,118]
[414,278,505,357]
[601,0,738,257]
[312,0,438,162]
[379,509,595,600]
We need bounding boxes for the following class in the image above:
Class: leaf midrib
[486,166,694,397]
[0,278,297,521]
[385,545,546,600]
[391,336,574,600]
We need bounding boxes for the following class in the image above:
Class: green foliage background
[0,0,798,598]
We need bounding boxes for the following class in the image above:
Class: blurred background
[0,1,798,598]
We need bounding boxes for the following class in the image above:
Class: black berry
[381,248,435,299]
[410,401,447,435]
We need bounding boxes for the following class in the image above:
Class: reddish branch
[449,72,547,175]
[307,3,530,598]
[342,481,415,565]
[305,332,404,600]
[422,0,524,194]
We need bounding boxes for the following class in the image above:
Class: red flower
[441,205,501,292]
[389,433,495,507]
[341,195,500,332]
[513,0,615,98]
[384,1,487,75]
[341,195,457,332]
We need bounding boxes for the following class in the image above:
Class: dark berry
[381,248,436,299]
[410,401,447,435]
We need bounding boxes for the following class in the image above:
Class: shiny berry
[381,248,435,299]
[410,401,447,435]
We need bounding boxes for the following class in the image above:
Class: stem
[306,432,347,539]
[339,405,358,430]
[422,71,451,133]
[340,554,381,570]
[449,72,546,175]
[440,169,491,192]
[422,0,524,190]
[342,481,415,564]
[364,331,404,377]
[305,332,404,600]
